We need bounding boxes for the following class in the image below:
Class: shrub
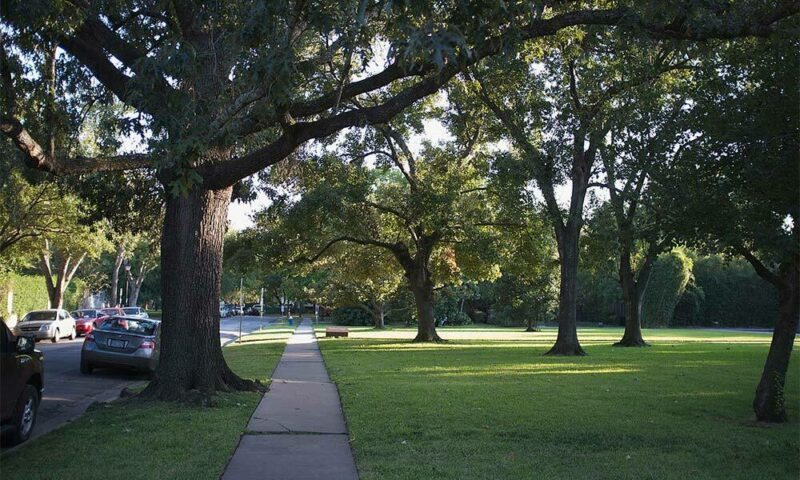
[0,273,50,319]
[641,248,693,327]
[330,306,373,326]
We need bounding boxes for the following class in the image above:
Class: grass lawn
[317,325,800,480]
[0,324,293,480]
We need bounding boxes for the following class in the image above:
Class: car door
[58,310,73,337]
[0,322,19,421]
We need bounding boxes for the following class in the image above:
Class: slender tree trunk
[546,228,585,355]
[525,315,539,332]
[614,250,649,347]
[408,266,441,342]
[753,261,799,422]
[374,302,385,329]
[111,245,124,306]
[128,271,146,307]
[141,186,258,401]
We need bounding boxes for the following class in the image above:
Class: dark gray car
[80,317,160,374]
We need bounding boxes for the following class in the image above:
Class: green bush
[330,306,373,326]
[0,273,49,318]
[642,248,693,327]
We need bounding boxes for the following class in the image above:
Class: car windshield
[98,317,157,336]
[100,309,118,316]
[21,311,56,322]
[123,308,140,315]
[72,310,97,318]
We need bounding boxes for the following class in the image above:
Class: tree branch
[1,117,151,174]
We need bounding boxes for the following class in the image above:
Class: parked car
[71,309,100,336]
[81,316,161,374]
[224,304,243,317]
[0,322,43,445]
[122,307,149,319]
[94,307,126,328]
[13,309,76,343]
[244,303,262,316]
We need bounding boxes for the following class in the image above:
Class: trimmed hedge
[0,273,49,319]
[0,273,87,321]
[330,306,373,326]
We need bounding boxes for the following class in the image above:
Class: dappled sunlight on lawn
[317,330,800,480]
[401,364,641,377]
[316,324,775,345]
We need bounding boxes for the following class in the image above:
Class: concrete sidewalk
[222,320,358,480]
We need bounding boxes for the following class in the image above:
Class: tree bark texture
[546,224,586,355]
[374,303,386,329]
[613,247,652,347]
[753,259,799,422]
[407,265,441,342]
[141,186,258,401]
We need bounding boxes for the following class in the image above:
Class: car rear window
[21,311,56,322]
[100,309,119,316]
[99,317,157,336]
[72,310,98,318]
[123,308,140,315]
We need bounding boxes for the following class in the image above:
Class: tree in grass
[470,30,697,355]
[593,89,686,346]
[316,245,405,329]
[650,37,799,422]
[3,2,795,397]
[259,109,504,341]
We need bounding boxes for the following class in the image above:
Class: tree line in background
[1,1,796,421]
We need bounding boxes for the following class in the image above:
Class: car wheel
[52,329,60,343]
[8,385,38,446]
[80,358,93,374]
[69,327,76,340]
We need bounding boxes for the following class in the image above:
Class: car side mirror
[16,335,35,354]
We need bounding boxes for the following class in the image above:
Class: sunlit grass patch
[319,331,799,480]
[315,324,776,345]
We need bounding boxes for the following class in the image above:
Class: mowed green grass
[318,326,800,480]
[0,325,292,480]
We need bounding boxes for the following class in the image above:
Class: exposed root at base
[612,338,650,347]
[544,342,586,356]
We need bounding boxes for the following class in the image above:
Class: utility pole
[259,287,264,331]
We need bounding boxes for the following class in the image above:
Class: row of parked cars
[1,307,158,446]
[11,307,149,343]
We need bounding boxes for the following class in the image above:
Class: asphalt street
[3,315,275,448]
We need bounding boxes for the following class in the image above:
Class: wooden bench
[325,326,349,338]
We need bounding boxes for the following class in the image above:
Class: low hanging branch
[0,117,151,174]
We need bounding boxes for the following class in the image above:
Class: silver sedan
[80,317,161,374]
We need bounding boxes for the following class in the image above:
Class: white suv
[13,309,77,343]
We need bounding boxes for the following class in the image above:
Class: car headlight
[40,324,50,331]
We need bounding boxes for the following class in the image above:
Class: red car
[71,309,101,336]
[93,308,126,328]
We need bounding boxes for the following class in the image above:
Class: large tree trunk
[110,245,124,306]
[546,228,585,355]
[408,266,441,342]
[753,261,799,422]
[141,186,258,401]
[614,250,649,347]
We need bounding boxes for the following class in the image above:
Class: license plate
[108,339,126,348]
